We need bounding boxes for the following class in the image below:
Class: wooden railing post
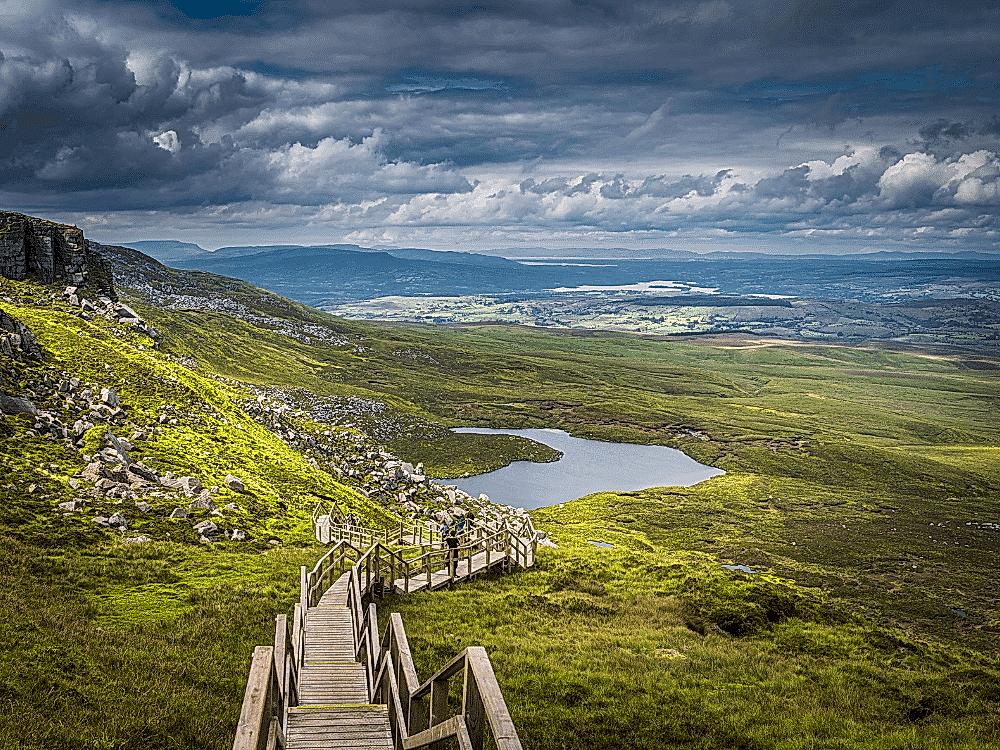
[264,716,282,750]
[367,602,379,699]
[233,646,276,750]
[299,566,308,611]
[273,614,288,697]
[291,603,303,669]
[430,675,450,728]
[466,647,522,750]
[463,661,487,750]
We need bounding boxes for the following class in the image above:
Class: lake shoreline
[451,427,724,509]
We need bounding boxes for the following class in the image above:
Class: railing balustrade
[234,514,535,750]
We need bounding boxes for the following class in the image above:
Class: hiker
[445,521,460,577]
[455,514,467,536]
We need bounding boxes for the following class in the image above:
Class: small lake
[452,427,724,510]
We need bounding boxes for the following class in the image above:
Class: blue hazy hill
[125,241,1000,306]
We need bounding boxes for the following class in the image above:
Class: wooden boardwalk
[286,573,392,749]
[235,513,537,750]
[392,548,508,593]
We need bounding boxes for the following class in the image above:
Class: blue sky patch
[386,73,511,95]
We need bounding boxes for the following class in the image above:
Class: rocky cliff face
[0,212,116,301]
[0,309,44,362]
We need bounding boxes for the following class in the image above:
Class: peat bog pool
[452,427,724,510]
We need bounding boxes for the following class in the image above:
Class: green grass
[0,536,316,750]
[2,273,999,749]
[381,544,1000,750]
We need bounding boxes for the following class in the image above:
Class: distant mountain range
[124,239,1000,264]
[114,240,1000,306]
[125,240,212,262]
[123,240,517,266]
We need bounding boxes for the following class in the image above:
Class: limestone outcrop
[0,309,44,362]
[0,211,116,300]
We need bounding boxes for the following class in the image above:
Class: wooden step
[286,705,392,749]
[298,662,370,705]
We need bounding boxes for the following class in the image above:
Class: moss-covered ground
[1,273,998,749]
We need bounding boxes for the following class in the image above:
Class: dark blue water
[452,427,724,510]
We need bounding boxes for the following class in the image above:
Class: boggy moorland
[0,234,998,749]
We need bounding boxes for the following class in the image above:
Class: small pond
[452,427,724,510]
[721,564,757,574]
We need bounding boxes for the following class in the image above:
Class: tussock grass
[384,545,1000,750]
[0,537,317,750]
[3,276,999,748]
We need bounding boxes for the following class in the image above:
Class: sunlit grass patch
[379,544,1000,749]
[92,582,191,628]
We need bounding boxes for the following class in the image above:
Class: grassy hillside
[1,262,998,749]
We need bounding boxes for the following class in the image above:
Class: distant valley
[128,240,1000,354]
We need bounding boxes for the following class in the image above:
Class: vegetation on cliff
[1,232,998,749]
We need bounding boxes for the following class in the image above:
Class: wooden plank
[289,740,389,746]
[288,723,391,735]
[289,708,387,715]
[465,648,522,750]
[289,743,389,749]
[402,715,473,750]
[233,646,275,750]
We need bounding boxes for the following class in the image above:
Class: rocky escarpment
[0,212,116,300]
[0,309,45,419]
[0,308,44,363]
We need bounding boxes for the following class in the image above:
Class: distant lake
[452,428,724,510]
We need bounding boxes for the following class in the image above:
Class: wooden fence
[234,515,536,750]
[312,502,442,547]
[373,613,522,750]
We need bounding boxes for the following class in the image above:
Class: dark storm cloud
[66,0,1000,91]
[0,15,473,210]
[0,0,998,249]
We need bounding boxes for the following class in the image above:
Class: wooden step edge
[289,703,385,711]
[303,661,362,666]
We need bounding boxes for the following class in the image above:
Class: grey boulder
[223,474,245,492]
[0,394,37,416]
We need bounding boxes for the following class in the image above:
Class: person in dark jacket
[445,521,460,576]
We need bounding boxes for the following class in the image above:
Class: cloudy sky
[1,0,998,253]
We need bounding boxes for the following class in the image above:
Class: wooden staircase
[286,574,392,749]
[233,515,538,750]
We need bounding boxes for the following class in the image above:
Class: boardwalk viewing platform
[233,509,538,750]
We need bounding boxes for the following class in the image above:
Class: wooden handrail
[233,646,281,750]
[315,509,445,550]
[235,513,536,750]
[375,619,523,750]
[404,715,473,750]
